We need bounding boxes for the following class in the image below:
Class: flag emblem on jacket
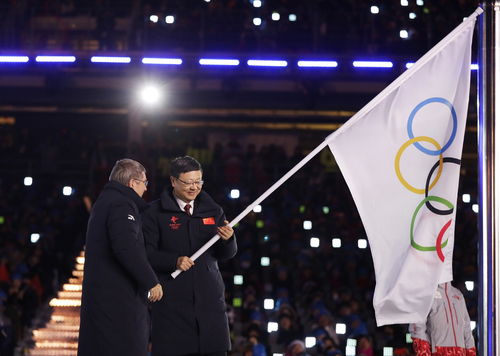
[203,217,215,225]
[170,216,180,230]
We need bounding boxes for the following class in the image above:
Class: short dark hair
[109,158,146,186]
[170,156,202,178]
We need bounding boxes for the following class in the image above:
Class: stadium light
[336,323,346,334]
[234,275,243,285]
[268,322,278,333]
[31,233,41,243]
[472,204,479,213]
[253,0,262,8]
[305,337,316,348]
[253,205,262,213]
[272,12,280,21]
[91,56,131,63]
[199,59,239,66]
[230,189,240,199]
[24,177,33,186]
[289,14,297,21]
[253,17,262,26]
[310,237,320,248]
[303,221,312,230]
[297,60,338,68]
[0,56,29,63]
[261,257,270,266]
[36,56,76,63]
[470,321,476,330]
[165,15,175,24]
[471,64,479,70]
[248,60,287,67]
[332,238,341,248]
[140,86,162,105]
[400,0,408,6]
[409,12,417,19]
[264,299,274,309]
[353,61,393,68]
[358,239,368,249]
[150,15,158,23]
[400,30,409,39]
[462,194,471,203]
[371,6,379,14]
[142,57,182,65]
[383,347,394,356]
[465,281,474,291]
[417,0,424,5]
[63,186,73,196]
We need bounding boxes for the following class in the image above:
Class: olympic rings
[424,157,461,215]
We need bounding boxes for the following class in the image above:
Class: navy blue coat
[78,180,159,356]
[141,188,237,356]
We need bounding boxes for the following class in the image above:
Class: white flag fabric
[327,8,481,326]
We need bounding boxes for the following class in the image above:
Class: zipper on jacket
[444,283,458,346]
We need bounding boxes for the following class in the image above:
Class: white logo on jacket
[127,214,135,221]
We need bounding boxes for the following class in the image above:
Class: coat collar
[104,180,151,213]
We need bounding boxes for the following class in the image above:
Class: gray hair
[109,158,146,186]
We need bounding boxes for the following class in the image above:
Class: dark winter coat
[78,180,159,356]
[141,187,237,356]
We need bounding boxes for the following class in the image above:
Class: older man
[142,155,237,356]
[78,158,163,356]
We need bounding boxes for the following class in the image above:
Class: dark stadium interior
[0,1,480,355]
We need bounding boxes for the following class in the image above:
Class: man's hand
[177,256,194,271]
[149,283,163,302]
[217,220,233,241]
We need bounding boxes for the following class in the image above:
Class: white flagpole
[171,7,484,279]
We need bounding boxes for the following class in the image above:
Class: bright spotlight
[303,221,312,230]
[140,86,161,105]
[416,0,424,5]
[268,322,278,332]
[470,321,476,330]
[253,0,262,7]
[462,194,471,203]
[253,205,262,213]
[332,238,341,248]
[31,233,41,243]
[371,6,379,14]
[400,30,409,39]
[230,189,240,199]
[336,323,346,334]
[465,281,474,291]
[289,14,297,21]
[24,177,33,186]
[358,239,368,249]
[310,237,320,248]
[272,12,280,21]
[165,15,175,24]
[150,15,158,23]
[400,0,408,6]
[234,275,243,285]
[305,337,316,348]
[261,257,270,266]
[472,204,479,213]
[409,12,417,19]
[383,347,394,356]
[253,17,262,26]
[63,186,73,196]
[264,299,274,309]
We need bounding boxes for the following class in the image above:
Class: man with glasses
[78,158,163,356]
[141,155,237,356]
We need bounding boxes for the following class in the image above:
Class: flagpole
[171,138,331,278]
[478,2,499,356]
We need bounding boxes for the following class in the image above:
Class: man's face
[171,170,202,203]
[131,171,148,197]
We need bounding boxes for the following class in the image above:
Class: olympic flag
[327,8,481,326]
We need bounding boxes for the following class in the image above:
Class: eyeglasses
[134,179,149,187]
[177,178,204,187]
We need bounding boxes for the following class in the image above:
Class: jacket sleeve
[409,323,431,356]
[214,208,237,260]
[141,208,179,273]
[107,200,159,291]
[459,292,476,353]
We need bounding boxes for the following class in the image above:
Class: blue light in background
[90,56,131,63]
[353,61,393,68]
[0,56,29,63]
[36,55,76,63]
[142,57,182,65]
[471,63,479,70]
[199,59,240,66]
[298,60,338,68]
[247,60,287,67]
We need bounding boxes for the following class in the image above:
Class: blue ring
[407,97,457,156]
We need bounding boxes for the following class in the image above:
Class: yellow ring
[395,136,443,194]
